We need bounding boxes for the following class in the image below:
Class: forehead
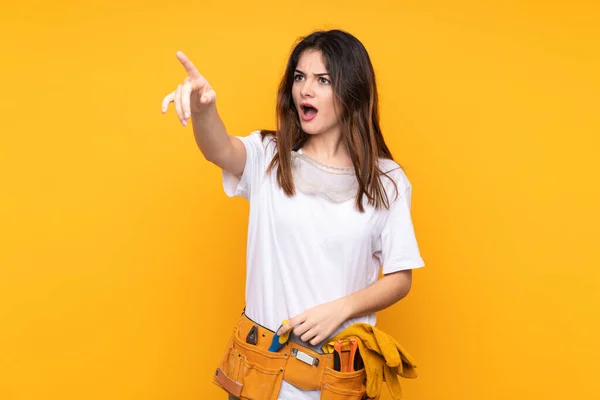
[296,49,327,72]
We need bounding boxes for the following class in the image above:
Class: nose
[300,78,315,98]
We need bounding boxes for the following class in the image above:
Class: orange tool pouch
[213,313,367,400]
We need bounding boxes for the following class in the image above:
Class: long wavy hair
[262,29,399,212]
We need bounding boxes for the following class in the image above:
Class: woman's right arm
[161,51,246,177]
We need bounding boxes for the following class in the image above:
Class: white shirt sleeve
[376,180,425,275]
[221,130,271,200]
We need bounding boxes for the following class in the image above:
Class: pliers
[333,338,361,372]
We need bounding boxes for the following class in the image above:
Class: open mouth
[300,103,318,120]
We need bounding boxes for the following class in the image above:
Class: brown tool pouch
[213,313,367,400]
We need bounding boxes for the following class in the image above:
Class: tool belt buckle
[290,348,319,367]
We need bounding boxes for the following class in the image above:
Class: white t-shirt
[222,131,425,400]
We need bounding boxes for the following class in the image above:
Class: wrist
[339,295,355,321]
[191,102,217,119]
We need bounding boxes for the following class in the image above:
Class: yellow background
[1,0,599,399]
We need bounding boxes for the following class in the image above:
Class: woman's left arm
[343,269,412,318]
[278,270,412,346]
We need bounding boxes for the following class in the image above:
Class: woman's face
[292,49,341,138]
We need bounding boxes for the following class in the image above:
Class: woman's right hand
[161,51,217,126]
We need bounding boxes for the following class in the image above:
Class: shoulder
[258,130,278,151]
[239,130,278,158]
[378,157,411,198]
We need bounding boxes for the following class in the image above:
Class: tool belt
[213,313,367,400]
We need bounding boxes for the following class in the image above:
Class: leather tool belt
[213,312,367,400]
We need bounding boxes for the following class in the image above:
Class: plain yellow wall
[1,0,599,399]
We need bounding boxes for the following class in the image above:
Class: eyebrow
[294,69,330,77]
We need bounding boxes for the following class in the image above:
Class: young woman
[161,29,425,400]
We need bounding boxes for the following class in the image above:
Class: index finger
[176,50,203,80]
[277,316,299,336]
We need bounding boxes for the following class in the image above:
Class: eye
[294,74,304,82]
[319,77,331,85]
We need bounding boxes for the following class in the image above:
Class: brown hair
[262,29,399,212]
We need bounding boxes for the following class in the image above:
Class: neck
[302,130,352,168]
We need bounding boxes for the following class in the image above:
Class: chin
[304,129,321,136]
[300,123,324,135]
